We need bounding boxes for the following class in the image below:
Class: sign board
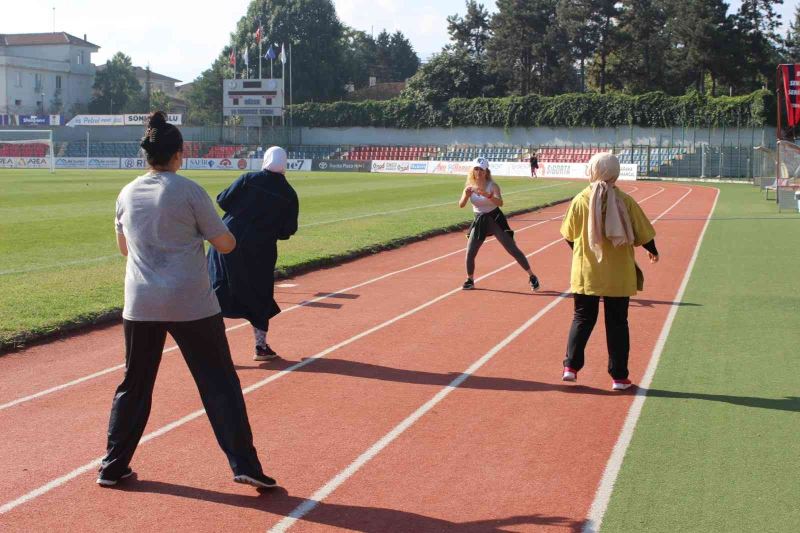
[123,114,182,126]
[0,157,50,169]
[370,160,638,180]
[223,78,284,117]
[249,158,311,171]
[65,114,182,127]
[313,160,372,172]
[55,157,120,169]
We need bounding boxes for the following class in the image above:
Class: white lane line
[276,283,298,288]
[267,184,686,533]
[0,183,668,514]
[0,233,571,516]
[581,187,717,533]
[269,291,572,533]
[298,183,564,229]
[0,212,567,413]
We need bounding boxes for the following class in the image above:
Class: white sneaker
[562,368,577,382]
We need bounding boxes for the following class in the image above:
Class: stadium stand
[342,145,440,161]
[204,145,246,158]
[62,141,141,157]
[0,143,49,157]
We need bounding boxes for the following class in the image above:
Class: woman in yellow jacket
[560,153,659,390]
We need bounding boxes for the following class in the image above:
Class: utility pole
[145,65,151,111]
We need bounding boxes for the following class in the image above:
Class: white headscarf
[587,152,634,262]
[262,146,288,174]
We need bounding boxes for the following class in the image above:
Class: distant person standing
[459,157,540,292]
[100,111,276,489]
[560,152,658,391]
[529,152,539,178]
[208,146,299,361]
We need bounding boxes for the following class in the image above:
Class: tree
[388,31,420,81]
[447,1,491,57]
[606,0,671,93]
[731,0,785,92]
[556,0,599,92]
[401,48,496,103]
[786,4,800,62]
[186,57,228,125]
[342,28,378,89]
[487,0,577,95]
[229,0,347,103]
[150,90,172,113]
[89,52,141,113]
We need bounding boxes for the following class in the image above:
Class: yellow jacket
[560,186,656,297]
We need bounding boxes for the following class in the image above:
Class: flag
[255,27,262,45]
[265,44,276,61]
[279,43,287,64]
[229,48,236,66]
[243,45,249,68]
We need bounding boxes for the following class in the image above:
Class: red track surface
[0,182,717,532]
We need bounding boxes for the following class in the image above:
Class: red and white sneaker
[562,367,577,382]
[612,379,633,391]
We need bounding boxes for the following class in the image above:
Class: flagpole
[259,40,262,79]
[289,41,293,140]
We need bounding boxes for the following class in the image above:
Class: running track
[0,182,718,532]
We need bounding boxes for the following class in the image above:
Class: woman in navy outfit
[208,146,299,361]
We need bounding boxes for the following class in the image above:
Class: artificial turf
[601,183,800,532]
[0,169,583,350]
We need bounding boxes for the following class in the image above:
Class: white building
[0,32,99,116]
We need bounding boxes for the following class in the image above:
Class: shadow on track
[119,483,585,532]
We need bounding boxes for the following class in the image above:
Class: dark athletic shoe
[254,344,278,361]
[462,278,475,290]
[529,274,541,292]
[97,467,134,487]
[234,472,277,489]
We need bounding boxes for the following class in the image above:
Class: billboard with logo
[123,114,182,126]
[0,157,50,169]
[16,115,61,126]
[121,158,148,170]
[370,160,429,174]
[55,157,120,169]
[313,160,372,172]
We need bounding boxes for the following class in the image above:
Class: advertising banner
[55,157,120,169]
[185,158,250,171]
[123,114,182,126]
[250,158,311,171]
[0,115,11,126]
[16,115,52,127]
[121,158,148,170]
[66,115,125,127]
[312,160,372,172]
[0,157,50,169]
[371,160,430,174]
[779,64,800,129]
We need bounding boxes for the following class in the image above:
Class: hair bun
[147,111,167,128]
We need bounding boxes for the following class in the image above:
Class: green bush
[290,90,773,128]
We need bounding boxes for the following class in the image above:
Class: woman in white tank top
[458,157,540,292]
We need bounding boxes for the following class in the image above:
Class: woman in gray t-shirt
[98,111,276,490]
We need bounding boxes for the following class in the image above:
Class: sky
[3,0,798,85]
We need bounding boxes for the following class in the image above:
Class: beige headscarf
[587,152,634,262]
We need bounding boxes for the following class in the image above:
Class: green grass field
[602,184,800,532]
[0,169,583,348]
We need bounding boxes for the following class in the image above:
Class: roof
[0,32,100,49]
[96,64,181,84]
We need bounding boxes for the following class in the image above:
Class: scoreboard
[223,78,285,117]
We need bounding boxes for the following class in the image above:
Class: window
[77,51,84,65]
[34,74,43,92]
[56,75,62,90]
[15,72,22,87]
[14,99,22,106]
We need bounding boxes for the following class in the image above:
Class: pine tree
[783,4,800,62]
[447,1,492,57]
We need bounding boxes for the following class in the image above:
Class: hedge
[289,90,773,129]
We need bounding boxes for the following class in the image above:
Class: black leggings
[564,294,630,380]
[100,313,264,479]
[466,216,530,276]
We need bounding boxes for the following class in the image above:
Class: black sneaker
[97,467,134,487]
[254,344,278,361]
[529,274,541,292]
[462,278,475,290]
[233,472,277,489]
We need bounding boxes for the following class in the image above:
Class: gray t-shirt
[115,171,229,322]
